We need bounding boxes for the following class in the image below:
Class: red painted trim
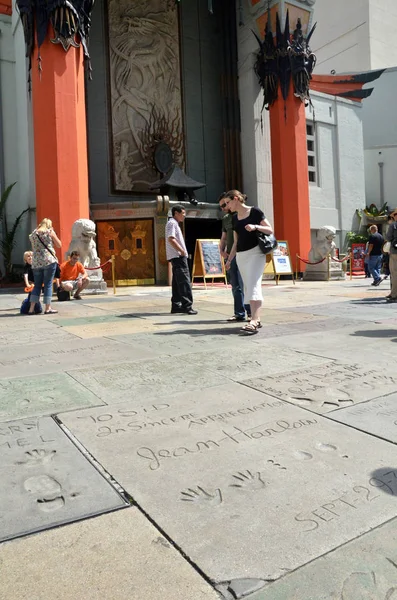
[0,0,12,15]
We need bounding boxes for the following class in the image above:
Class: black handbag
[256,231,278,255]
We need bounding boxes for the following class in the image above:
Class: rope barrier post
[327,253,331,282]
[295,254,299,281]
[350,252,353,281]
[111,255,116,295]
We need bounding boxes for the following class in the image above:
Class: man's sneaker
[372,279,382,286]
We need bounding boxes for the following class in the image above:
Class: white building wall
[311,0,371,74]
[307,92,365,247]
[312,0,397,73]
[0,6,35,272]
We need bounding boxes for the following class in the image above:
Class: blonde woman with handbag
[28,218,62,315]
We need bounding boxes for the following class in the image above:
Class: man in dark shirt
[219,194,250,321]
[366,225,384,286]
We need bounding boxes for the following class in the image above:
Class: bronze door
[96,220,155,285]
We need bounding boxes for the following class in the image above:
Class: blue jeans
[368,255,382,283]
[31,263,57,305]
[229,257,250,318]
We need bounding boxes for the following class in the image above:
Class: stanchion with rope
[327,253,330,281]
[84,258,116,294]
[350,252,353,280]
[111,255,116,295]
[295,254,327,279]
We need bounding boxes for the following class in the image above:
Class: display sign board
[264,240,295,285]
[272,241,293,275]
[351,243,366,274]
[192,239,227,288]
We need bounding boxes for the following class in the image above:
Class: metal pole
[296,254,299,281]
[327,254,331,282]
[111,255,116,295]
[350,252,352,281]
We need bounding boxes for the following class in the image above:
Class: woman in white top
[28,218,62,315]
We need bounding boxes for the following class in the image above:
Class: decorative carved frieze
[108,0,184,193]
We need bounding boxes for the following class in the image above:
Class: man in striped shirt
[165,205,197,315]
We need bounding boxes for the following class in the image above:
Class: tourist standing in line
[165,205,197,315]
[386,209,397,303]
[366,224,384,286]
[219,193,251,322]
[225,190,274,335]
[28,218,62,315]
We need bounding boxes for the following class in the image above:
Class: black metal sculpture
[253,10,317,111]
[16,0,94,87]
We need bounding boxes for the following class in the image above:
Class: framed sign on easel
[191,239,227,289]
[264,240,295,285]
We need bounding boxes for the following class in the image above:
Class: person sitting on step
[59,250,90,300]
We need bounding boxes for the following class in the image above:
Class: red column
[31,37,90,257]
[269,86,311,266]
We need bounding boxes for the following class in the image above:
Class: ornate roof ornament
[16,0,95,89]
[253,9,317,112]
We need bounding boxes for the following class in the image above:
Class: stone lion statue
[66,219,100,268]
[308,226,337,263]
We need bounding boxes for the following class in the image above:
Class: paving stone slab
[248,518,397,600]
[249,317,364,341]
[183,346,329,381]
[0,416,125,543]
[330,393,397,443]
[59,384,397,583]
[270,323,397,362]
[0,508,219,600]
[0,325,79,346]
[61,319,170,338]
[242,362,397,414]
[0,373,104,420]
[0,338,161,378]
[110,330,258,356]
[54,314,135,327]
[281,301,397,322]
[0,296,22,310]
[67,358,229,403]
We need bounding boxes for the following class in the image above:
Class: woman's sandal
[240,321,261,335]
[44,309,58,314]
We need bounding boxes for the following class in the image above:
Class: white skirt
[236,245,266,302]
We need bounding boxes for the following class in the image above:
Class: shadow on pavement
[350,329,397,339]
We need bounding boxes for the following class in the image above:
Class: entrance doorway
[96,220,155,285]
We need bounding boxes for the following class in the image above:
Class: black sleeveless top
[232,207,265,252]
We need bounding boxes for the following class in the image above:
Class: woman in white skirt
[225,190,274,334]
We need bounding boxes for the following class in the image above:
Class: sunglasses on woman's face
[220,201,229,209]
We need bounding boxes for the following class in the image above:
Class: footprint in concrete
[23,475,65,512]
[294,450,313,461]
[316,442,338,452]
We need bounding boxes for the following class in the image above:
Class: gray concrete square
[247,518,397,600]
[0,373,104,420]
[59,385,397,583]
[242,362,397,413]
[280,300,397,322]
[330,392,397,443]
[0,325,79,347]
[67,358,228,403]
[0,416,125,543]
[183,346,330,381]
[0,508,219,600]
[0,337,162,378]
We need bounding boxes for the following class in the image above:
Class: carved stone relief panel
[108,0,184,192]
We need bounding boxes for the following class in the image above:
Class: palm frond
[0,182,17,224]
